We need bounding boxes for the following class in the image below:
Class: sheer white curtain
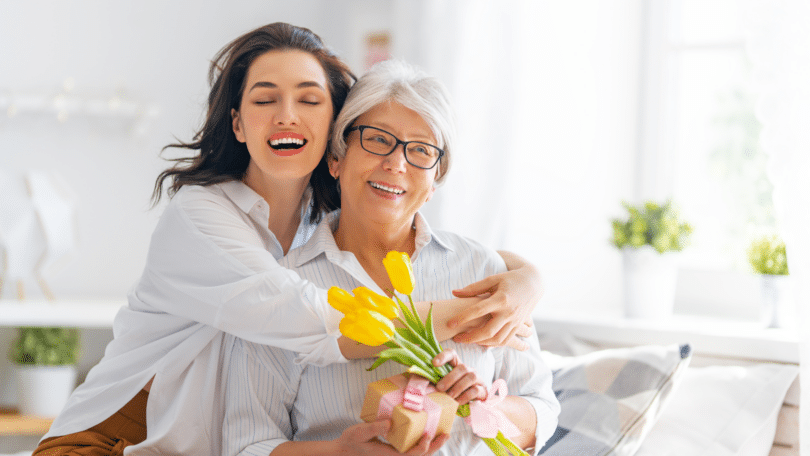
[391,0,527,247]
[392,1,630,312]
[741,0,810,449]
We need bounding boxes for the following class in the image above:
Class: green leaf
[368,347,426,372]
[395,327,422,347]
[406,365,440,384]
[394,294,421,333]
[424,305,449,376]
[394,334,438,375]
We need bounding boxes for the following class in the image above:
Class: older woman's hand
[432,349,488,405]
[333,420,449,456]
[447,250,543,350]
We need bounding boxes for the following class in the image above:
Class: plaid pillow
[538,343,691,456]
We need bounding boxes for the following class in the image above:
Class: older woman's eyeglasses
[347,125,444,170]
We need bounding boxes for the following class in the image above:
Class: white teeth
[270,137,305,146]
[370,182,404,194]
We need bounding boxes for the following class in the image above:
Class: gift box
[361,373,459,452]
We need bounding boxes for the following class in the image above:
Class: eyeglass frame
[346,125,445,170]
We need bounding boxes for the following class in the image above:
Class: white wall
[0,0,388,299]
[0,1,641,316]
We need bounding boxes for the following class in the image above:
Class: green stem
[407,295,423,331]
[393,318,449,378]
[496,431,529,456]
[456,403,470,417]
[483,438,509,456]
[391,334,436,375]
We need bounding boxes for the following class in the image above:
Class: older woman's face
[330,101,438,229]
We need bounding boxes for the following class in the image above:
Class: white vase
[622,246,678,319]
[15,364,77,417]
[760,275,796,329]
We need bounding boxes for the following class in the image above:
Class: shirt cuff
[520,395,560,456]
[293,334,347,366]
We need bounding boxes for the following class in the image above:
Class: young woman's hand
[448,251,543,350]
[432,349,488,405]
[333,420,448,455]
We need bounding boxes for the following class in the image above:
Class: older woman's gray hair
[330,59,455,183]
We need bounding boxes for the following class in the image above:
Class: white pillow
[537,343,692,455]
[633,363,799,456]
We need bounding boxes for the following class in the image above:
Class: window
[640,0,775,318]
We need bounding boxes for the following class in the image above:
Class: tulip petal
[353,287,398,319]
[383,251,415,295]
[328,287,358,315]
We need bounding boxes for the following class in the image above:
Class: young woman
[33,23,543,456]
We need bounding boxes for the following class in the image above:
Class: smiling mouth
[370,182,405,195]
[269,137,307,150]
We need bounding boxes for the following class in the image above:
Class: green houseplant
[747,235,789,276]
[747,235,793,328]
[9,327,80,417]
[9,327,80,366]
[611,200,693,319]
[611,200,693,253]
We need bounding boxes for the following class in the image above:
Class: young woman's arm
[337,296,488,358]
[338,251,543,359]
[449,250,543,347]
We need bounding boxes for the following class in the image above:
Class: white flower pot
[760,275,796,329]
[15,364,77,417]
[622,246,678,319]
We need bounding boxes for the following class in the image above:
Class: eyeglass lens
[359,127,441,169]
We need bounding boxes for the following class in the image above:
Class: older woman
[221,60,559,456]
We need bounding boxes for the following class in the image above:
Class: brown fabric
[33,389,148,456]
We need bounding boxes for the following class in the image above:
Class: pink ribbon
[378,375,443,439]
[464,379,522,439]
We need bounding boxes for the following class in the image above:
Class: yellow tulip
[383,251,415,296]
[339,310,395,346]
[353,287,398,319]
[328,286,358,315]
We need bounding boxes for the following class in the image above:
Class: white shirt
[45,181,345,455]
[222,211,560,456]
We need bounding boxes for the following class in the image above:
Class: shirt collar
[219,179,314,233]
[219,180,264,215]
[292,210,454,269]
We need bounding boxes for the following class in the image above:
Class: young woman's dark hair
[152,22,355,223]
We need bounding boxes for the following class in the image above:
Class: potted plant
[611,200,693,318]
[747,235,794,328]
[9,326,80,417]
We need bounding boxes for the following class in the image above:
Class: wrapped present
[361,373,459,452]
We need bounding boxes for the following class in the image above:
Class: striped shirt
[223,211,560,456]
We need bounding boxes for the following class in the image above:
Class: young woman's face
[330,101,438,229]
[232,49,333,187]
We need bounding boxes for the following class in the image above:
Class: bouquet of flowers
[328,251,528,456]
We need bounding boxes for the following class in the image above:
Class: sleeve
[222,338,300,456]
[134,188,344,366]
[494,335,561,455]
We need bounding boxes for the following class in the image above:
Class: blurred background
[2,0,799,318]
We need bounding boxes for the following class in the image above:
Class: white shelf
[534,311,800,364]
[0,300,124,328]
